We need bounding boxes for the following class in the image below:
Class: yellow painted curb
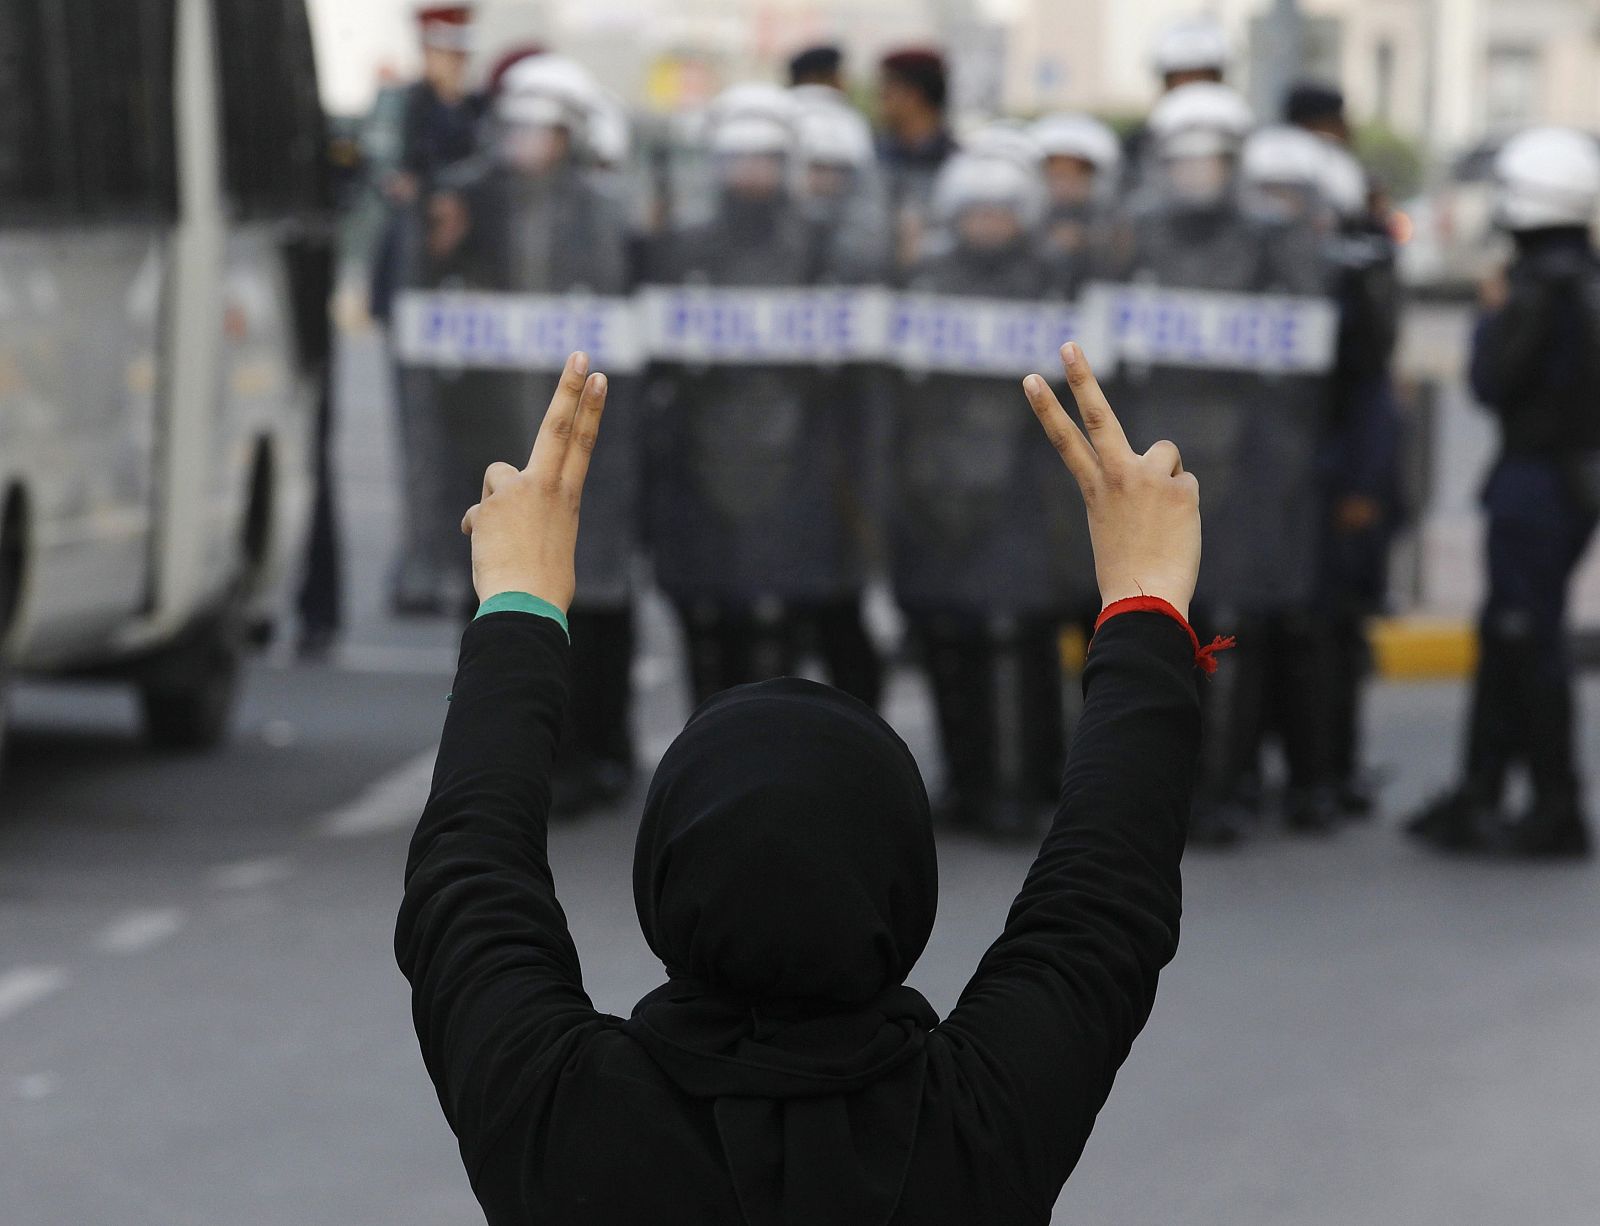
[1371,617,1477,680]
[1060,617,1478,680]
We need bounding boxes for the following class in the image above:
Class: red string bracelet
[1093,596,1237,676]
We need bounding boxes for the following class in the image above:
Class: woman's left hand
[460,352,609,612]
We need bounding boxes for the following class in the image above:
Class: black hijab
[624,679,940,1226]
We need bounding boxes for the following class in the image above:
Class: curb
[1370,617,1477,680]
[1062,617,1481,680]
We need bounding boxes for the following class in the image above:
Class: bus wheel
[0,497,22,781]
[138,618,243,751]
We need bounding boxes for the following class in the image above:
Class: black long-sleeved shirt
[396,610,1200,1224]
[1470,229,1600,458]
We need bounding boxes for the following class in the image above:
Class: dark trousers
[1196,608,1335,805]
[297,363,342,634]
[673,597,882,710]
[563,605,636,769]
[1463,458,1598,805]
[910,612,1066,805]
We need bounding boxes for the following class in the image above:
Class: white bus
[0,0,329,774]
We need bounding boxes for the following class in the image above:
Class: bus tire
[138,620,243,752]
[0,493,24,784]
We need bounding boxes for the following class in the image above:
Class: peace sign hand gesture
[461,352,609,611]
[1024,343,1201,621]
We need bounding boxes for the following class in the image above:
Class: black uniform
[396,607,1200,1226]
[647,197,873,705]
[1409,227,1600,856]
[444,159,642,810]
[892,238,1092,834]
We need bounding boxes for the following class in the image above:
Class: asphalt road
[2,321,1598,1226]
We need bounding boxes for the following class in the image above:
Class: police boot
[1188,615,1263,849]
[1503,673,1593,858]
[1405,628,1523,849]
[1278,612,1343,835]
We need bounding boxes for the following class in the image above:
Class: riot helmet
[1032,112,1121,208]
[1493,127,1600,233]
[1240,124,1332,225]
[1148,81,1253,210]
[931,145,1045,252]
[1151,16,1230,90]
[495,54,602,173]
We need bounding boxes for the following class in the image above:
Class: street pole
[1253,0,1306,123]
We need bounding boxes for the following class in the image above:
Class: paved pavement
[2,322,1598,1225]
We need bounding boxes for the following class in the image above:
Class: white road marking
[95,908,186,955]
[16,1072,58,1100]
[0,967,68,1022]
[631,655,676,690]
[206,857,295,892]
[331,643,458,676]
[316,749,438,839]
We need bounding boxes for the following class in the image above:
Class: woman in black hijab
[398,344,1211,1225]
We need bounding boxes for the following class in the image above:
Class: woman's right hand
[1023,343,1201,622]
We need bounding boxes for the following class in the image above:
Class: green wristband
[473,591,571,640]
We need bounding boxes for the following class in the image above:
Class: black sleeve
[399,85,431,180]
[1470,277,1559,409]
[395,614,601,1181]
[937,612,1201,1211]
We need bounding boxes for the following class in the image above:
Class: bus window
[0,1,72,220]
[59,0,178,219]
[0,0,177,225]
[214,0,328,221]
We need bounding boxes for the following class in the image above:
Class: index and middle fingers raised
[528,351,610,490]
[1023,342,1189,487]
[1022,343,1135,488]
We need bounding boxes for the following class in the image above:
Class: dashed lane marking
[0,967,68,1022]
[330,643,458,676]
[316,749,438,839]
[206,857,295,892]
[94,908,186,955]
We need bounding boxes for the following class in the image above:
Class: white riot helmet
[497,54,601,135]
[795,99,874,169]
[932,151,1046,231]
[704,83,798,157]
[1149,82,1254,160]
[1152,16,1231,79]
[1242,125,1327,188]
[1317,143,1370,223]
[1494,127,1600,232]
[962,121,1045,170]
[1241,125,1331,223]
[1032,113,1122,176]
[588,96,631,168]
[707,83,799,133]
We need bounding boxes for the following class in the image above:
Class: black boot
[1403,785,1494,851]
[1502,664,1593,858]
[1406,626,1523,850]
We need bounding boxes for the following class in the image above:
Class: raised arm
[938,345,1204,1211]
[395,354,611,1180]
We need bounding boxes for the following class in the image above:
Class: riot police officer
[379,4,487,616]
[646,86,868,707]
[875,49,959,269]
[1031,113,1122,262]
[1234,124,1359,834]
[891,138,1090,837]
[1406,128,1600,858]
[432,56,643,813]
[1314,142,1405,818]
[1103,83,1329,846]
[1122,16,1232,198]
[790,91,895,708]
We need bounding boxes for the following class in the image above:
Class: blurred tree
[1355,121,1425,198]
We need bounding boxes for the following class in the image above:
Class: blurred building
[1003,0,1600,153]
